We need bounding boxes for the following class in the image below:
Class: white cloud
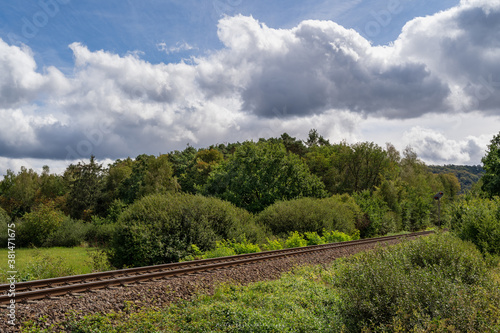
[402,127,490,165]
[156,41,198,54]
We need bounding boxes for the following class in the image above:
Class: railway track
[0,230,433,305]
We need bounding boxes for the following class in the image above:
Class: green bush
[284,231,307,248]
[44,217,89,247]
[85,216,117,246]
[329,233,499,332]
[110,193,266,268]
[261,237,284,251]
[304,231,325,245]
[354,190,400,237]
[449,196,500,255]
[0,207,11,247]
[16,203,66,247]
[322,229,356,243]
[255,195,361,236]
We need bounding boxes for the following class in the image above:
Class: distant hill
[428,165,484,193]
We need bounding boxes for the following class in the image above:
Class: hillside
[428,164,484,193]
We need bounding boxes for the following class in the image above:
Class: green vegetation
[109,193,265,268]
[0,247,101,283]
[330,233,498,332]
[428,164,484,193]
[255,195,361,236]
[481,132,500,197]
[3,129,498,275]
[203,140,327,213]
[448,195,500,256]
[22,233,500,332]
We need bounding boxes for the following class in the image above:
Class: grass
[0,246,104,283]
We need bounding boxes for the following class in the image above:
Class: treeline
[428,164,484,193]
[0,129,482,267]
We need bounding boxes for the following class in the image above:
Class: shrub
[449,196,500,255]
[304,231,325,245]
[261,237,284,251]
[322,229,354,243]
[284,231,307,248]
[0,207,11,247]
[44,217,89,247]
[329,233,499,332]
[255,195,361,236]
[354,190,400,237]
[85,216,117,246]
[110,193,266,268]
[16,203,66,247]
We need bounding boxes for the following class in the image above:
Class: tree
[305,129,330,148]
[306,141,391,195]
[118,154,179,204]
[65,156,105,220]
[0,167,40,217]
[481,132,500,197]
[204,141,327,213]
[180,148,224,193]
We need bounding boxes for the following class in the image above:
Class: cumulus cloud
[0,0,499,168]
[403,127,489,164]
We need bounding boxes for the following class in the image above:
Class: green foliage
[306,141,392,195]
[65,156,106,220]
[85,217,118,247]
[481,132,500,197]
[354,190,399,237]
[448,196,500,255]
[196,238,261,259]
[329,233,499,332]
[0,207,11,246]
[303,231,325,245]
[256,195,360,236]
[45,217,89,247]
[118,154,179,205]
[178,148,224,194]
[322,229,355,243]
[110,193,265,268]
[261,237,285,251]
[429,164,483,194]
[0,167,40,217]
[48,266,341,333]
[204,140,327,213]
[12,251,77,282]
[284,231,308,248]
[17,203,66,247]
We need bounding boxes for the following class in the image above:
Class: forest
[0,130,499,269]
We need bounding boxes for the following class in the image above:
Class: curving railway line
[0,230,433,305]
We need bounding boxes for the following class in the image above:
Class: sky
[0,0,499,176]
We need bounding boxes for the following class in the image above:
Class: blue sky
[1,0,459,69]
[0,0,499,175]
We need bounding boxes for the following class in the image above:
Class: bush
[16,203,66,247]
[322,229,356,243]
[0,207,11,247]
[449,196,500,255]
[255,195,361,236]
[85,216,117,246]
[284,231,307,248]
[329,233,499,332]
[354,190,400,237]
[44,217,89,247]
[110,193,266,268]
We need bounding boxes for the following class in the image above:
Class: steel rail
[0,230,433,304]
